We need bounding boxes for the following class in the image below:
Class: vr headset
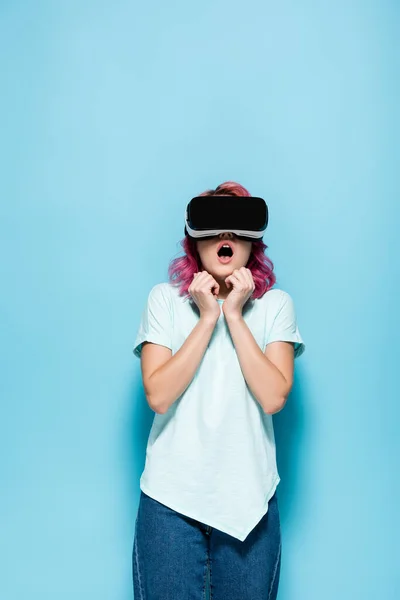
[184,195,268,242]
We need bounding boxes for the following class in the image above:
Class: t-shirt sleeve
[266,291,305,359]
[132,283,173,358]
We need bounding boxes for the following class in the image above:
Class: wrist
[223,310,243,322]
[199,313,219,327]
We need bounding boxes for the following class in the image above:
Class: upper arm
[264,290,305,397]
[140,342,172,398]
[264,340,295,397]
[133,283,174,396]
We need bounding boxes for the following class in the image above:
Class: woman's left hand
[222,267,255,319]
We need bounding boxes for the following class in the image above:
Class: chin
[213,264,236,276]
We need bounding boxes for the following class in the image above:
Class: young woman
[132,181,305,600]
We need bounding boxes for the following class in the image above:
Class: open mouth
[217,244,234,258]
[217,242,234,263]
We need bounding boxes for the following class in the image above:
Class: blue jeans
[132,490,282,599]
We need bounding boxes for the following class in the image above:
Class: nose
[218,231,234,239]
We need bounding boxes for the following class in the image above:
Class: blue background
[1,1,399,598]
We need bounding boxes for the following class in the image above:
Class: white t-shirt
[133,282,305,542]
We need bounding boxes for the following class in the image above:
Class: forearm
[148,316,218,413]
[225,314,289,414]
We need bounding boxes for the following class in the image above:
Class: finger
[225,275,232,289]
[242,267,254,289]
[192,271,209,284]
[231,270,246,287]
[208,276,220,295]
[226,274,240,288]
[235,268,253,292]
[194,272,219,294]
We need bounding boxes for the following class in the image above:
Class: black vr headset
[184,195,268,242]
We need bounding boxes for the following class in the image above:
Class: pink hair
[168,181,276,300]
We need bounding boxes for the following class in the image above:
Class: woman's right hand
[189,271,221,322]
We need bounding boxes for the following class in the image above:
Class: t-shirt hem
[139,474,281,543]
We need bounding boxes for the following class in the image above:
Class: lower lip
[217,255,234,264]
